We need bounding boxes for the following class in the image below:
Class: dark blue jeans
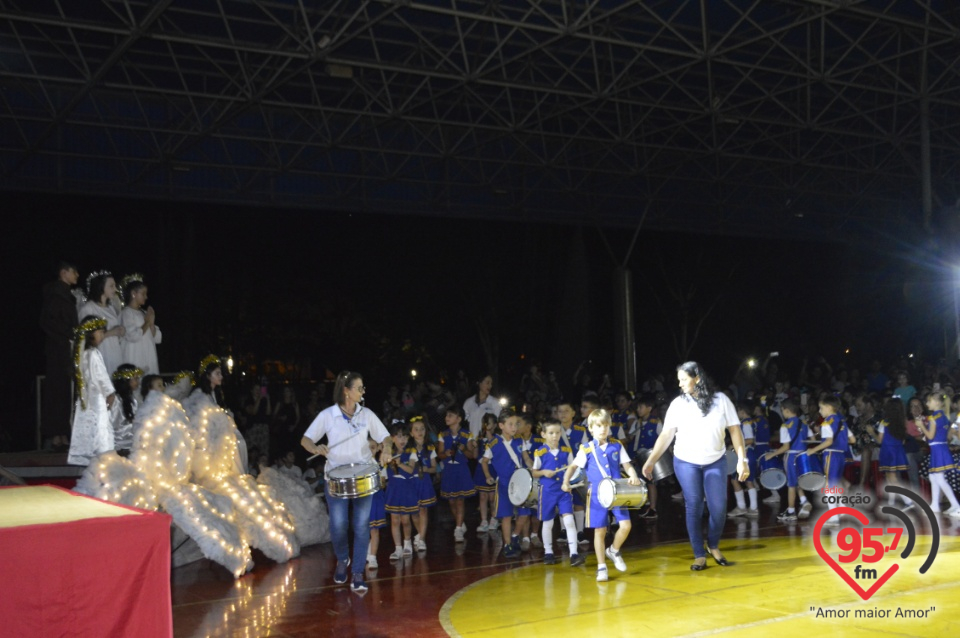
[325,482,372,575]
[674,455,728,558]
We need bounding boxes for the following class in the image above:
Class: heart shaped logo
[813,506,899,600]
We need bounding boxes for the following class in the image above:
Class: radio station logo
[814,486,939,601]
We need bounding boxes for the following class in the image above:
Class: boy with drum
[764,399,814,522]
[532,421,584,566]
[562,409,641,582]
[481,409,530,559]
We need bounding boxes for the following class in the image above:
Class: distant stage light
[226,357,234,373]
[499,396,508,407]
[411,369,417,379]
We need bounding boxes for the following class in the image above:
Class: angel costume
[77,299,123,375]
[67,348,115,466]
[121,306,162,374]
[110,394,138,452]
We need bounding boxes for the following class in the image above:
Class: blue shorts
[785,451,800,488]
[584,483,629,529]
[822,450,846,487]
[493,479,515,519]
[538,484,573,520]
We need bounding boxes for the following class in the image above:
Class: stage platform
[0,485,173,637]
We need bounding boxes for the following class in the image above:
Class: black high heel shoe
[706,546,730,566]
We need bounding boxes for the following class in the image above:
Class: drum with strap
[596,478,648,509]
[759,454,786,490]
[636,447,674,482]
[796,453,826,491]
[507,468,538,508]
[326,463,381,499]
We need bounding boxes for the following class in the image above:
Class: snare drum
[326,463,382,499]
[759,454,786,490]
[725,448,738,475]
[796,453,825,491]
[596,478,648,509]
[508,468,538,508]
[637,448,675,482]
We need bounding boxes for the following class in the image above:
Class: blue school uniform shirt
[534,445,573,489]
[780,416,810,453]
[484,435,524,477]
[577,439,628,484]
[929,411,951,444]
[740,417,756,442]
[439,429,472,464]
[821,414,851,453]
[561,424,588,455]
[753,415,771,446]
[631,417,661,452]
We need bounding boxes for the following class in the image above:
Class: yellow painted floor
[441,533,960,637]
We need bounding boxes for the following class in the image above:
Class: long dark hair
[678,361,717,416]
[113,364,139,422]
[192,358,225,407]
[881,398,907,442]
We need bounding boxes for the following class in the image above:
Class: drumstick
[306,428,366,460]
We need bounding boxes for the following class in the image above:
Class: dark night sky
[3,191,956,448]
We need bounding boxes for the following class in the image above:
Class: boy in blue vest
[630,393,662,519]
[481,409,529,558]
[562,409,641,582]
[764,399,813,521]
[532,421,584,566]
[807,394,855,526]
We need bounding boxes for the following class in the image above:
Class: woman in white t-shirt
[642,361,749,571]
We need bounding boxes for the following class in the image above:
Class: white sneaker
[948,509,960,519]
[746,508,759,518]
[530,534,543,548]
[727,507,748,517]
[454,526,465,542]
[488,518,499,531]
[402,541,413,556]
[389,547,402,561]
[415,538,427,552]
[477,521,489,533]
[605,547,627,572]
[762,493,781,504]
[521,537,531,551]
[799,502,813,519]
[596,565,609,582]
[366,554,378,569]
[824,516,841,527]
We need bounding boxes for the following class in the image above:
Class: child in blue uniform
[562,409,641,582]
[866,398,914,509]
[629,394,662,519]
[385,422,418,559]
[438,406,476,542]
[409,416,437,553]
[557,400,589,543]
[728,402,759,517]
[367,439,388,569]
[473,413,499,533]
[807,394,855,526]
[919,392,960,516]
[481,409,529,558]
[765,400,812,521]
[533,421,583,565]
[516,412,542,550]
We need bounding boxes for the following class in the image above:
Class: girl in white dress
[121,275,162,374]
[110,364,142,454]
[77,271,125,375]
[67,316,117,466]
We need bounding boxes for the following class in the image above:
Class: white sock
[574,510,585,532]
[931,475,942,511]
[734,490,746,510]
[542,518,554,550]
[799,496,808,505]
[747,488,757,510]
[562,514,578,554]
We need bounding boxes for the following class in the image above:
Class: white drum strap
[503,439,523,470]
[561,430,573,453]
[590,444,611,480]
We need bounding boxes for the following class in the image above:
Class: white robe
[121,307,162,374]
[67,348,115,466]
[77,299,123,375]
[110,395,138,451]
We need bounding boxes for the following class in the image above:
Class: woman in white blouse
[642,361,749,571]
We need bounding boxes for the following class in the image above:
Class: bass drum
[507,468,538,508]
[759,454,786,490]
